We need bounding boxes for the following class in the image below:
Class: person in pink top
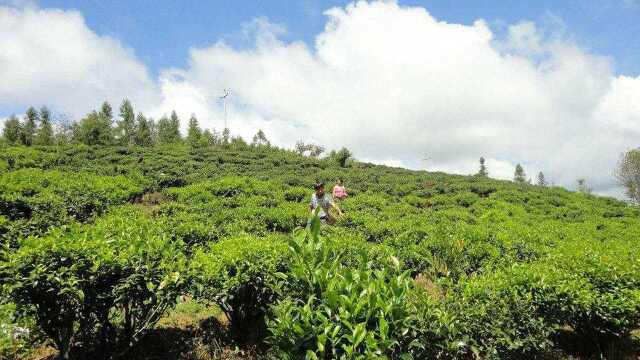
[332,178,347,201]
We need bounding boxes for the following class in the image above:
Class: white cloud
[156,0,639,196]
[0,4,159,119]
[505,21,544,55]
[2,1,639,198]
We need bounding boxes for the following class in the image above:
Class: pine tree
[251,129,270,147]
[169,111,181,142]
[478,157,488,177]
[148,118,158,144]
[513,163,526,183]
[157,116,171,145]
[35,106,54,145]
[157,113,181,145]
[99,101,113,123]
[76,110,113,145]
[187,114,202,147]
[117,99,135,146]
[537,172,547,187]
[222,128,230,145]
[21,106,39,146]
[2,115,21,144]
[135,113,153,146]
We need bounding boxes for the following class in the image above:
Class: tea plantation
[0,144,639,359]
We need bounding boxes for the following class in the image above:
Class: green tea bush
[453,192,480,208]
[321,227,395,269]
[166,177,272,203]
[384,232,433,276]
[1,206,186,358]
[0,147,61,170]
[262,203,308,232]
[403,194,428,208]
[284,186,309,202]
[454,264,569,358]
[158,208,224,247]
[191,235,290,332]
[468,182,497,197]
[454,250,640,358]
[543,240,640,344]
[0,169,142,245]
[1,145,640,358]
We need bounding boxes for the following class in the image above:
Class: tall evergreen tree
[35,106,54,145]
[135,113,153,146]
[157,116,171,145]
[117,99,135,146]
[21,106,39,146]
[157,114,181,144]
[513,164,526,183]
[477,157,488,177]
[222,128,230,144]
[537,172,547,187]
[187,114,202,147]
[169,110,182,142]
[148,118,158,144]
[99,101,113,123]
[2,115,21,144]
[76,110,113,145]
[251,129,270,147]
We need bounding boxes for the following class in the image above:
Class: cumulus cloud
[2,0,639,197]
[156,1,639,195]
[0,4,159,118]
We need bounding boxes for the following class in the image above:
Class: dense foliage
[0,143,638,359]
[268,217,421,359]
[2,206,186,359]
[0,168,142,246]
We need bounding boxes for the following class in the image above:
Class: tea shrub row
[0,144,639,358]
[0,168,142,246]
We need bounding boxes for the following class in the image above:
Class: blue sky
[35,0,640,77]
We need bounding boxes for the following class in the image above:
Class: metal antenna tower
[219,89,230,130]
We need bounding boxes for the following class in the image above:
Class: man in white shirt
[309,182,343,224]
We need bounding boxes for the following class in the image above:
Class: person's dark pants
[319,215,335,225]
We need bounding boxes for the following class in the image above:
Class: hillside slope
[1,144,639,359]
